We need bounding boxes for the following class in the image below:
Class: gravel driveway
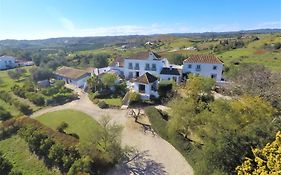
[31,86,193,175]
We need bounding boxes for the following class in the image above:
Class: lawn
[36,109,102,143]
[102,98,122,107]
[0,135,60,175]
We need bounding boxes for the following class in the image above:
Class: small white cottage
[54,66,90,88]
[132,72,159,100]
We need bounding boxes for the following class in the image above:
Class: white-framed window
[213,65,217,70]
[145,63,150,70]
[129,72,133,78]
[134,63,139,70]
[128,63,133,69]
[188,64,192,69]
[151,64,156,71]
[196,65,201,71]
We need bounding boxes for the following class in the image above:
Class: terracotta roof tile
[135,72,158,84]
[110,56,124,67]
[55,66,90,80]
[126,51,162,60]
[184,55,223,64]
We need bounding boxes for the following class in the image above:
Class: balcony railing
[134,66,139,70]
[151,67,156,71]
[145,67,150,70]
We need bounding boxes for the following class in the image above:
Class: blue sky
[0,0,280,40]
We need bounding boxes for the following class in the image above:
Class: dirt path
[31,86,193,175]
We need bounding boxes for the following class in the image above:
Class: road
[31,86,193,175]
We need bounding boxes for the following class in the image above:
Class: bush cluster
[0,91,32,115]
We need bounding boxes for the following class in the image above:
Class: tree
[185,74,215,102]
[87,75,102,92]
[90,53,109,68]
[101,73,117,89]
[0,152,13,175]
[236,131,281,175]
[7,70,21,80]
[31,68,53,82]
[0,107,11,121]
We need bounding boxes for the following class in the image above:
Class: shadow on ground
[108,150,167,175]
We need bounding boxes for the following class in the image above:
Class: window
[211,74,217,79]
[139,84,145,93]
[129,72,133,78]
[145,63,150,70]
[213,65,217,70]
[151,82,157,91]
[134,63,139,70]
[188,64,192,69]
[151,64,156,71]
[128,63,133,69]
[196,65,201,71]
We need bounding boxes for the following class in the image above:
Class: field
[0,67,38,116]
[0,66,33,91]
[0,135,60,175]
[36,109,102,143]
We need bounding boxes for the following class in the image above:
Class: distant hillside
[0,29,280,51]
[168,29,281,38]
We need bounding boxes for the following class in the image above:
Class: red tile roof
[135,72,158,84]
[126,51,162,60]
[55,66,90,80]
[110,56,124,67]
[184,55,223,64]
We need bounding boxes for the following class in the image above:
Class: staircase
[120,91,130,110]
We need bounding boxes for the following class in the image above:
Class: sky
[0,0,280,40]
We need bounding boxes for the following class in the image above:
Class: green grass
[0,67,34,116]
[102,98,122,107]
[0,135,60,175]
[36,110,102,143]
[0,67,32,92]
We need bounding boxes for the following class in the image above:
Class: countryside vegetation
[0,30,280,175]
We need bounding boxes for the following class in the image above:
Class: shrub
[26,92,45,106]
[144,107,169,139]
[11,85,26,98]
[0,107,11,121]
[158,80,173,97]
[13,101,33,115]
[0,151,13,175]
[97,101,109,109]
[129,92,141,104]
[56,122,69,133]
[7,70,21,80]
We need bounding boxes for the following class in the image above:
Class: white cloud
[59,17,75,31]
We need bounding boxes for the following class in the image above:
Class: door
[136,71,139,77]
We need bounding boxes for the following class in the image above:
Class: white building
[159,66,181,84]
[0,56,17,70]
[123,51,169,79]
[54,66,90,88]
[182,55,223,81]
[132,72,159,100]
